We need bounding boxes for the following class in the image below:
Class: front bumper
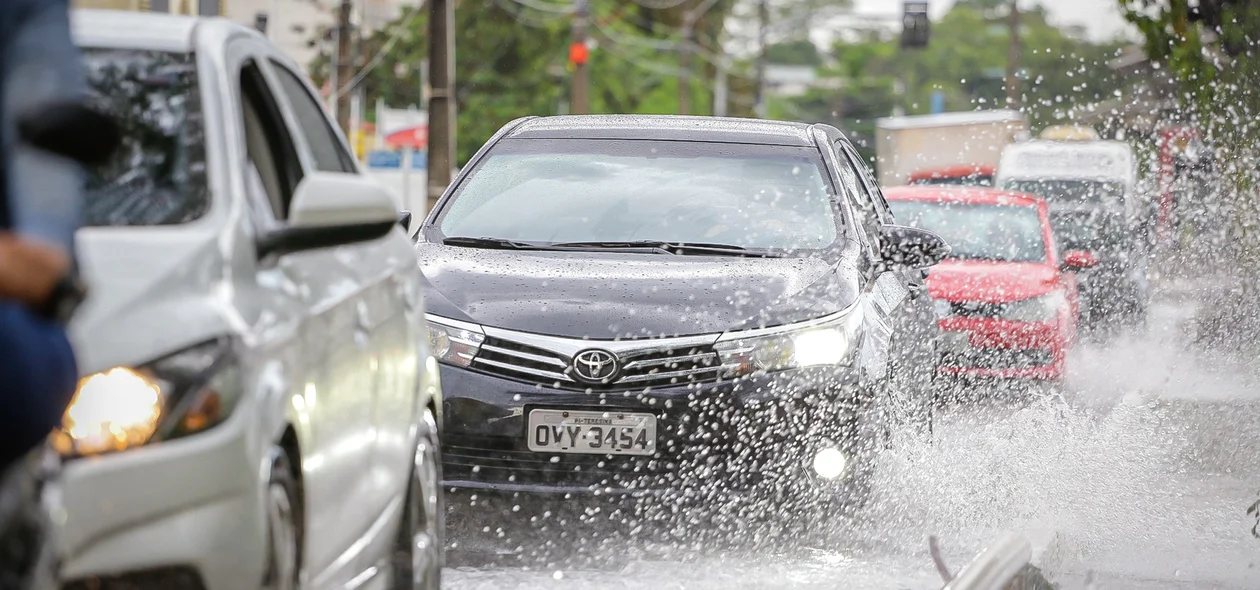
[936,316,1068,380]
[439,363,868,497]
[55,415,265,590]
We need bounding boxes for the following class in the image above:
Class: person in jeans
[0,1,115,587]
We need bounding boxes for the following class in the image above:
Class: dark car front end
[418,115,885,512]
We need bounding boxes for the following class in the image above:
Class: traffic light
[901,1,930,49]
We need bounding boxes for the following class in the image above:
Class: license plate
[526,409,656,456]
[940,331,973,353]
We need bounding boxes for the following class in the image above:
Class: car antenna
[929,535,953,584]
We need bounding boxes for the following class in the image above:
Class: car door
[229,42,379,580]
[834,139,938,415]
[262,56,421,560]
[815,135,897,382]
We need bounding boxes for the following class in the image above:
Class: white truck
[874,110,1029,187]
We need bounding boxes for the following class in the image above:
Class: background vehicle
[418,115,946,522]
[57,11,442,590]
[907,164,997,187]
[995,139,1148,328]
[886,187,1093,383]
[874,110,1028,187]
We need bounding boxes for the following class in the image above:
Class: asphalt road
[443,294,1260,589]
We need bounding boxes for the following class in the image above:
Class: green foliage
[766,39,822,66]
[326,1,740,165]
[771,3,1122,161]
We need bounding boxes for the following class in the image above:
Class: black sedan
[416,115,947,516]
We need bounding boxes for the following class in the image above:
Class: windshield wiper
[442,236,674,255]
[441,236,560,250]
[550,240,774,257]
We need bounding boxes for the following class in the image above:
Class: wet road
[444,293,1260,589]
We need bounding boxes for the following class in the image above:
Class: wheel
[263,449,300,590]
[390,408,444,590]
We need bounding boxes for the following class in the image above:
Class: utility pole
[754,0,769,118]
[1006,0,1021,109]
[570,0,591,114]
[713,57,728,116]
[679,9,695,115]
[335,0,353,135]
[426,0,455,213]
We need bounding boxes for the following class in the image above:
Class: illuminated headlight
[1000,291,1067,322]
[426,315,484,367]
[714,306,862,377]
[51,338,242,457]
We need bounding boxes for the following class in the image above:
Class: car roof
[908,163,997,181]
[884,185,1044,208]
[505,115,818,146]
[72,9,253,52]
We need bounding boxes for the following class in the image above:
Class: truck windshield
[1002,179,1124,205]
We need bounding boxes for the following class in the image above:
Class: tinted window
[1003,178,1123,204]
[270,62,356,173]
[82,49,208,227]
[439,139,841,251]
[888,200,1047,263]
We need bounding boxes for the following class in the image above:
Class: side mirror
[880,224,951,270]
[1061,249,1098,271]
[257,172,398,259]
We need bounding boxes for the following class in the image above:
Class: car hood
[69,226,238,374]
[415,243,859,339]
[926,259,1060,303]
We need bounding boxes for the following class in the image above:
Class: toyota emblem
[571,349,620,384]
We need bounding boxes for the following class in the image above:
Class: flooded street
[446,291,1260,589]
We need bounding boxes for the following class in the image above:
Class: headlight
[714,306,863,377]
[51,338,242,457]
[1000,291,1067,322]
[426,315,484,367]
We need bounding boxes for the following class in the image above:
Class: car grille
[471,336,727,390]
[941,348,1054,369]
[950,301,1007,318]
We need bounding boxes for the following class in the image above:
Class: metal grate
[470,337,728,390]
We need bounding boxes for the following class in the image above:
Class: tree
[315,1,747,165]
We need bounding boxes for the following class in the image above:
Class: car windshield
[437,139,840,251]
[82,48,208,227]
[888,200,1047,263]
[1002,178,1124,205]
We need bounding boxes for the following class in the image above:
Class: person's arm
[0,302,77,466]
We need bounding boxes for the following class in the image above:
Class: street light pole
[334,0,353,135]
[571,0,590,114]
[678,10,694,115]
[1006,0,1021,109]
[426,0,455,214]
[754,0,769,118]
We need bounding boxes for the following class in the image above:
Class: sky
[851,0,1136,43]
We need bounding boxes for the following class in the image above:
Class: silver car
[54,10,442,590]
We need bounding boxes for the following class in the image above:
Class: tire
[263,449,300,590]
[390,408,443,590]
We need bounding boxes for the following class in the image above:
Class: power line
[334,1,426,100]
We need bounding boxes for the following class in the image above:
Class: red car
[907,164,997,187]
[885,186,1097,381]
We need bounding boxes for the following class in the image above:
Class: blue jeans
[0,0,86,255]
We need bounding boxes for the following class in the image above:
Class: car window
[830,142,883,248]
[240,60,303,220]
[269,61,357,173]
[439,138,841,251]
[81,48,208,227]
[839,142,894,224]
[887,200,1048,263]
